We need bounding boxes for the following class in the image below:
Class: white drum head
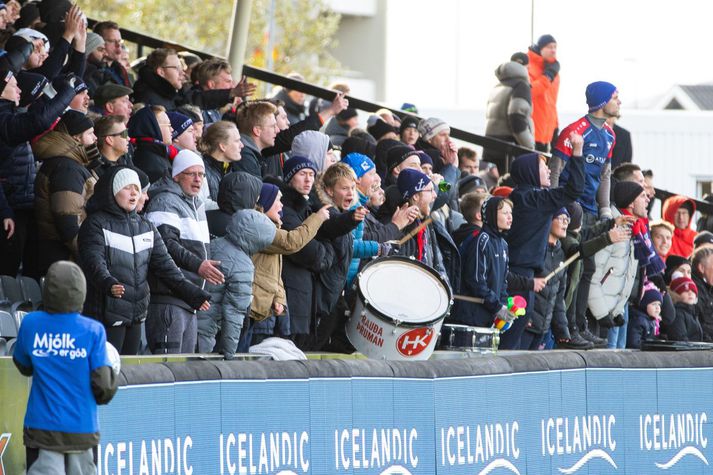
[358,259,450,324]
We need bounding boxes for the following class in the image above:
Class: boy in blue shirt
[13,261,118,474]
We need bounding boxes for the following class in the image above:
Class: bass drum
[346,256,452,361]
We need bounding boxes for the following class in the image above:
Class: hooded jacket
[528,239,568,336]
[662,195,697,258]
[451,196,509,327]
[79,167,210,327]
[626,306,656,349]
[132,65,232,111]
[587,207,638,320]
[13,261,117,452]
[33,130,97,255]
[206,171,262,238]
[323,117,350,146]
[233,133,263,178]
[507,152,584,271]
[145,176,211,310]
[484,60,534,149]
[129,106,173,183]
[0,82,76,211]
[203,153,236,202]
[527,47,560,145]
[199,210,276,358]
[291,130,331,172]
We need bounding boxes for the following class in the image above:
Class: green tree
[81,0,341,85]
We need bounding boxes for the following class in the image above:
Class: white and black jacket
[79,167,210,325]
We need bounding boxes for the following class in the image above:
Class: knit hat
[401,103,418,113]
[342,152,375,178]
[612,181,644,209]
[536,34,557,50]
[586,81,617,113]
[457,174,486,197]
[639,288,663,311]
[397,168,431,202]
[341,136,375,159]
[18,3,41,29]
[94,83,133,108]
[85,32,105,55]
[387,144,419,172]
[57,110,93,136]
[337,107,358,122]
[167,111,193,140]
[0,70,13,95]
[416,150,433,167]
[554,207,570,219]
[417,117,449,142]
[171,149,204,177]
[42,261,86,314]
[112,168,141,196]
[510,52,529,66]
[665,254,690,284]
[399,116,419,134]
[284,155,318,183]
[695,231,713,248]
[670,276,698,296]
[17,71,47,107]
[367,115,397,141]
[565,201,583,230]
[258,183,280,212]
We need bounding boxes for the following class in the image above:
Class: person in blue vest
[13,260,118,474]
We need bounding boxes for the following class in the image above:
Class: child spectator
[627,287,662,349]
[197,209,276,359]
[669,274,703,342]
[451,196,513,327]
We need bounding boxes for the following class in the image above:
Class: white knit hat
[172,149,205,177]
[112,168,141,196]
[417,117,449,142]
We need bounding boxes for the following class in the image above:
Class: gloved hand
[378,242,393,257]
[599,314,615,328]
[613,314,626,327]
[544,60,560,81]
[495,305,515,323]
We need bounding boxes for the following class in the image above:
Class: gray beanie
[43,261,87,314]
[112,168,141,196]
[85,32,105,55]
[417,117,449,142]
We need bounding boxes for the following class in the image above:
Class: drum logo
[396,328,434,357]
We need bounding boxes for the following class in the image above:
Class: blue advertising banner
[96,367,713,475]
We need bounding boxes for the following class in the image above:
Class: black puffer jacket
[0,83,76,210]
[78,167,210,325]
[527,239,568,337]
[129,107,172,183]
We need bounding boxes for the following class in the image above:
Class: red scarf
[416,227,426,261]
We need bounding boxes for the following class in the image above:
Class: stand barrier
[2,351,713,474]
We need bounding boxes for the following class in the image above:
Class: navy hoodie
[506,152,584,271]
[129,107,172,183]
[451,196,509,327]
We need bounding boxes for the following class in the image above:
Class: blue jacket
[507,152,584,271]
[0,84,76,211]
[347,190,379,287]
[627,306,656,349]
[452,197,509,327]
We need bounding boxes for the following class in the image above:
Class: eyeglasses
[106,129,129,139]
[180,171,206,179]
[555,216,571,224]
[105,39,124,46]
[161,65,181,70]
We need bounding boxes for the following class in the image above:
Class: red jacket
[662,195,697,258]
[528,49,560,145]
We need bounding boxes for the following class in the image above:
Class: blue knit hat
[416,150,433,167]
[586,81,617,112]
[258,183,280,212]
[283,155,318,183]
[536,34,557,50]
[342,153,375,178]
[639,288,663,312]
[397,168,431,201]
[167,111,193,140]
[553,207,570,219]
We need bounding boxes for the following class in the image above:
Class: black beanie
[694,230,713,248]
[613,181,644,209]
[367,117,397,141]
[17,71,48,107]
[57,110,94,137]
[537,34,557,50]
[510,52,529,66]
[337,107,358,122]
[565,201,583,230]
[341,136,375,159]
[387,145,418,172]
[665,254,690,284]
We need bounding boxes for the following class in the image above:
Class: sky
[382,0,713,114]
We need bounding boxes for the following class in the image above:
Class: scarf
[621,209,665,276]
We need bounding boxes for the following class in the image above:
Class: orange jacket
[528,49,560,145]
[662,195,697,258]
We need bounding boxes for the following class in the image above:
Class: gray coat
[484,61,534,149]
[198,210,276,358]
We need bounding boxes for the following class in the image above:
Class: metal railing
[88,18,713,216]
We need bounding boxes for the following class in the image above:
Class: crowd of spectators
[1,4,712,364]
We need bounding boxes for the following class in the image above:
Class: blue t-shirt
[13,311,110,434]
[553,116,615,214]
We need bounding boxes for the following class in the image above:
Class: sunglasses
[107,129,129,139]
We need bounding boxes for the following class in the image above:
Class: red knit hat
[670,276,698,296]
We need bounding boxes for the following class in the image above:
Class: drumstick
[390,217,433,246]
[453,294,484,304]
[543,251,581,283]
